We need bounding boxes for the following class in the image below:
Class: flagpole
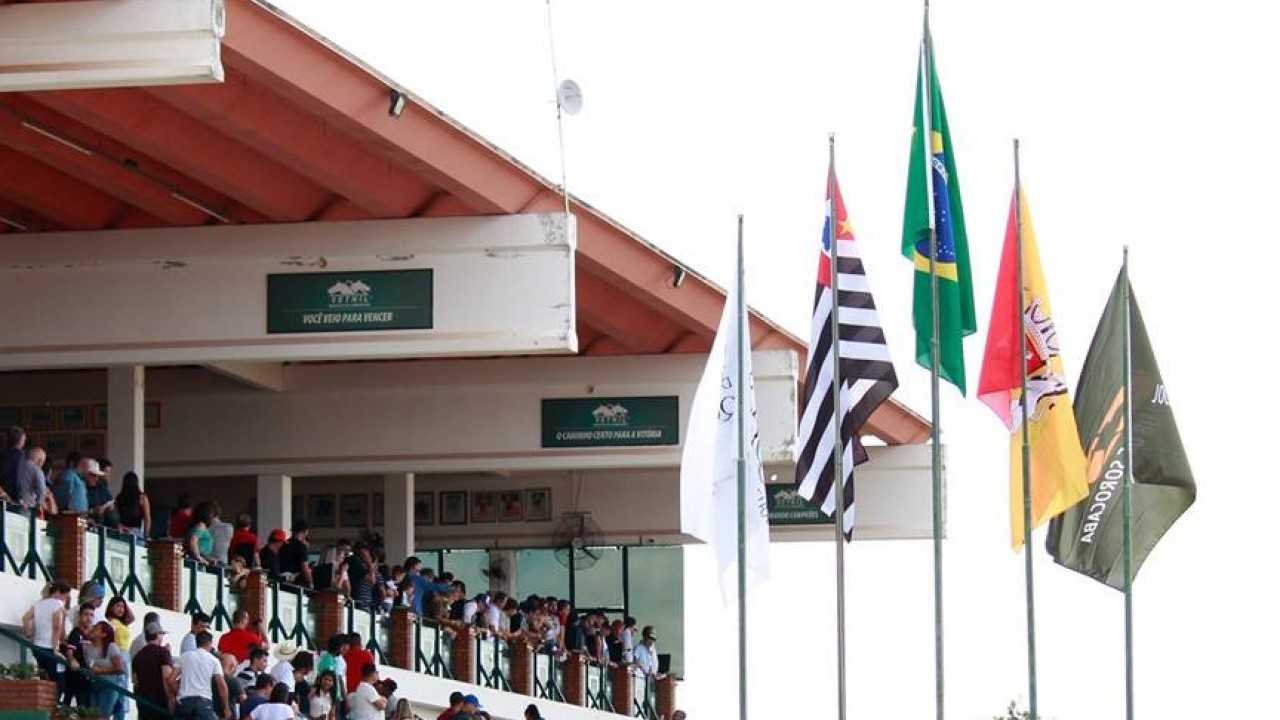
[1121,246,1135,720]
[1013,139,1039,720]
[919,4,946,719]
[825,134,850,720]
[735,214,749,720]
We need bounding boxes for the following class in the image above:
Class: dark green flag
[1045,270,1196,590]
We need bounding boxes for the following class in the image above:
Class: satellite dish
[557,79,583,115]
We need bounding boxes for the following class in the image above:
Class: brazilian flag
[1045,270,1197,589]
[901,29,976,395]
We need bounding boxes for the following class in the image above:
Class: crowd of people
[5,423,679,718]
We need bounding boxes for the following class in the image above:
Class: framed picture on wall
[470,491,497,524]
[525,488,552,522]
[498,491,525,522]
[0,407,21,428]
[23,407,54,432]
[75,432,105,461]
[43,434,71,464]
[339,493,368,528]
[58,406,89,431]
[373,493,384,526]
[414,492,435,526]
[307,494,336,528]
[91,405,109,430]
[439,491,467,526]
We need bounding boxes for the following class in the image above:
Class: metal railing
[413,621,452,678]
[268,583,313,647]
[345,601,382,663]
[180,559,237,629]
[475,634,510,691]
[86,524,151,604]
[584,659,614,712]
[0,505,52,581]
[631,673,658,719]
[532,651,565,703]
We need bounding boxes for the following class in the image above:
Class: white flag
[679,259,771,600]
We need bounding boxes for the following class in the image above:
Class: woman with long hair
[103,597,134,720]
[113,472,150,538]
[82,621,126,719]
[185,501,215,564]
[390,698,417,720]
[307,670,339,720]
[103,596,134,650]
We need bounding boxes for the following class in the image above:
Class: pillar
[106,365,144,493]
[241,570,269,626]
[509,636,534,697]
[388,607,415,671]
[315,590,346,647]
[611,664,633,715]
[656,675,678,720]
[51,513,87,586]
[255,473,292,540]
[449,627,476,685]
[561,651,586,707]
[149,539,184,611]
[383,473,414,564]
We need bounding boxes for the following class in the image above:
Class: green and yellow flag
[1045,270,1197,589]
[901,30,976,394]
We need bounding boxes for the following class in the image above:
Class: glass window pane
[574,546,623,613]
[627,546,684,676]
[440,549,487,596]
[515,549,568,601]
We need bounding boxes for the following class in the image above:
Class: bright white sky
[273,2,1274,718]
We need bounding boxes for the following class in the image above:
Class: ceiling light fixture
[20,120,92,155]
[388,89,406,118]
[171,191,232,224]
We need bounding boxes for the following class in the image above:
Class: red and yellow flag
[978,186,1090,549]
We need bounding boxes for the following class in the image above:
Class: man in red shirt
[343,632,376,694]
[228,514,258,567]
[436,691,464,720]
[216,609,263,663]
[167,495,193,539]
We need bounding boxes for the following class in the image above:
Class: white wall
[0,214,576,367]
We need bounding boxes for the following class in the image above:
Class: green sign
[766,484,830,526]
[541,396,679,448]
[267,269,433,334]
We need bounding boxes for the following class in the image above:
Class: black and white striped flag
[795,168,899,538]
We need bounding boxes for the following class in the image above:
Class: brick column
[656,675,678,720]
[561,651,586,707]
[388,607,415,671]
[148,539,185,611]
[611,664,633,715]
[314,590,346,648]
[241,570,269,626]
[509,637,534,697]
[449,627,476,685]
[50,513,87,587]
